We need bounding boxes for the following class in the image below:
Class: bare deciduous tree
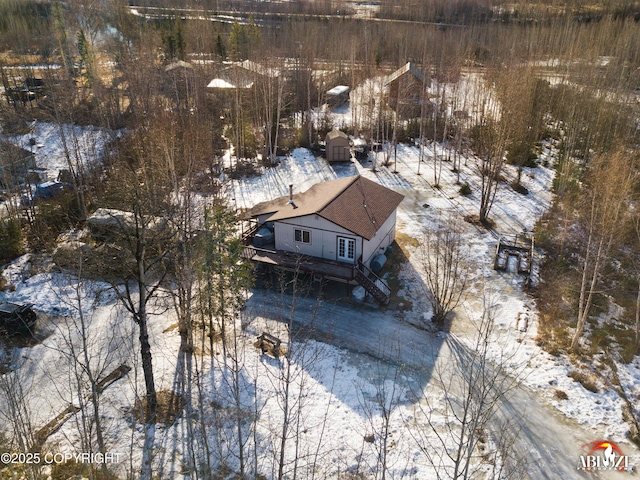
[419,217,471,326]
[408,292,526,479]
[0,369,42,480]
[571,150,634,351]
[470,114,509,225]
[89,125,179,479]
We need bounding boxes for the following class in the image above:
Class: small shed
[326,85,349,108]
[325,129,350,163]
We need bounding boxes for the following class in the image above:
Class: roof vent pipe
[289,184,297,208]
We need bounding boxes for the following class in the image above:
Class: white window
[337,237,356,262]
[294,228,311,244]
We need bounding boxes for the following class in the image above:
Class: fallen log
[32,364,131,449]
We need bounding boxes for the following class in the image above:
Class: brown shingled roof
[243,175,404,240]
[326,129,348,141]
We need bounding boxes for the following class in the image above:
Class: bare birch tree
[40,262,129,478]
[0,369,42,480]
[419,217,471,326]
[250,267,328,480]
[570,150,634,351]
[252,57,285,165]
[356,342,406,480]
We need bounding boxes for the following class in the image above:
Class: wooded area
[0,0,639,478]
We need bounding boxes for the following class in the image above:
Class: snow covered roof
[207,78,253,89]
[87,208,136,229]
[207,61,277,90]
[384,62,426,86]
[327,85,349,96]
[243,175,404,240]
[239,59,280,78]
[164,60,194,72]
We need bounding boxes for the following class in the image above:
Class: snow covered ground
[228,137,639,444]
[5,121,112,181]
[2,117,640,479]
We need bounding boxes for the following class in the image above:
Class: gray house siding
[361,210,397,265]
[274,215,362,264]
[272,211,397,267]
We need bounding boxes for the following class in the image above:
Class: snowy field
[1,115,640,478]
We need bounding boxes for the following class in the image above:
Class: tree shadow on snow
[243,245,448,416]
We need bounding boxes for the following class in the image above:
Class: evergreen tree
[77,28,96,87]
[160,18,186,61]
[228,19,261,61]
[0,219,23,263]
[198,203,253,355]
[228,22,245,61]
[215,33,226,61]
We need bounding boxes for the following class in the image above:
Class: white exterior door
[337,237,356,263]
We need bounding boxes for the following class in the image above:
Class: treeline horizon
[128,0,640,24]
[1,0,638,90]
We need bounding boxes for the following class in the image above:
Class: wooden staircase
[354,261,391,305]
[241,222,260,245]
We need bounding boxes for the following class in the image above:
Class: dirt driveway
[246,288,637,479]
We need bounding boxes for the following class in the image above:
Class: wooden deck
[241,228,392,304]
[242,245,357,281]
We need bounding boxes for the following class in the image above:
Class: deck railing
[242,245,391,304]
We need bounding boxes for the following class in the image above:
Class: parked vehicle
[22,180,73,207]
[0,302,37,334]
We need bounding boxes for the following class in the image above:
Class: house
[162,60,196,111]
[0,142,36,187]
[164,59,194,73]
[207,60,280,91]
[326,85,349,108]
[385,62,429,117]
[241,175,404,304]
[325,129,350,163]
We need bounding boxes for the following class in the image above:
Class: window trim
[294,228,311,244]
